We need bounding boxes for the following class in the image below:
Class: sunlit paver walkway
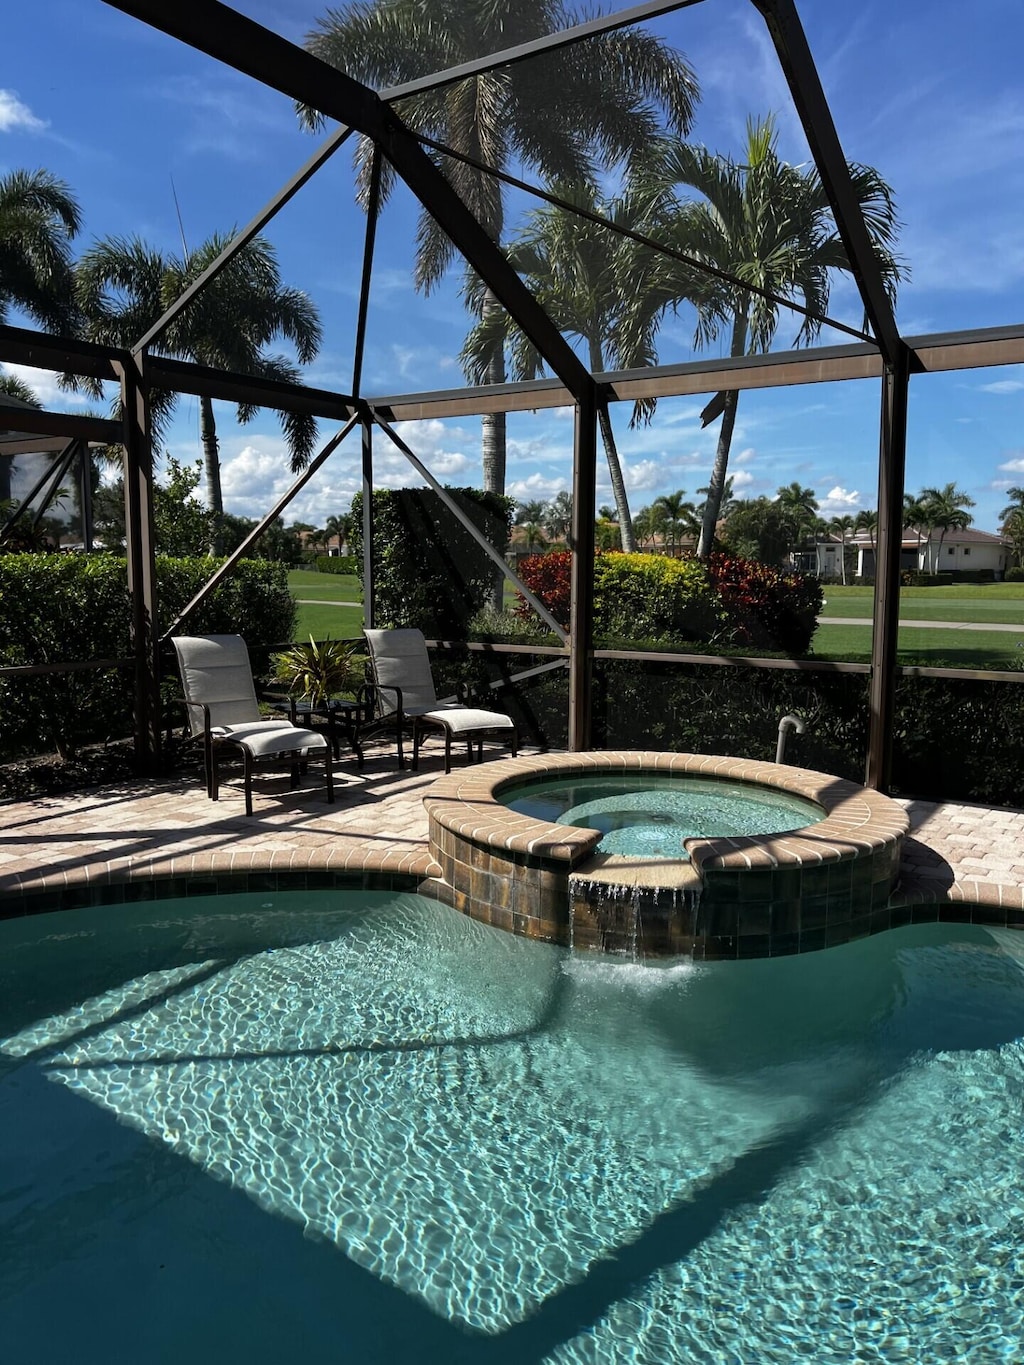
[0,747,1021,914]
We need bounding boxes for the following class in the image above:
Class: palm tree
[301,0,698,498]
[463,182,676,551]
[324,512,353,555]
[828,513,857,584]
[0,169,81,333]
[76,233,322,541]
[902,491,930,570]
[631,504,658,549]
[776,481,820,552]
[999,487,1024,568]
[520,520,547,552]
[696,474,736,522]
[543,490,573,548]
[634,115,903,558]
[515,499,548,527]
[652,489,699,556]
[854,508,878,578]
[919,482,975,573]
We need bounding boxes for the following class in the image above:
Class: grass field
[813,583,1024,666]
[287,570,1024,667]
[820,583,1024,623]
[288,569,363,641]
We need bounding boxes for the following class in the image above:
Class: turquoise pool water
[2,891,1024,1362]
[500,774,825,857]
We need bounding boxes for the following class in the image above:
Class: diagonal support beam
[377,0,706,104]
[133,128,354,354]
[161,413,362,641]
[371,413,568,642]
[102,0,595,405]
[750,0,902,364]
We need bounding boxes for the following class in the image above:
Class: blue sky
[3,0,1023,533]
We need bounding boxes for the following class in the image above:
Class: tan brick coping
[424,750,908,890]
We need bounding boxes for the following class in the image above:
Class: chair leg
[243,749,254,817]
[510,732,518,759]
[444,728,453,775]
[325,747,335,805]
[412,720,422,771]
[203,733,215,797]
[210,745,220,802]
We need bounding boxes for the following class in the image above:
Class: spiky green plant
[274,636,363,703]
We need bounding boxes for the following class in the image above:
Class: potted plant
[273,636,363,705]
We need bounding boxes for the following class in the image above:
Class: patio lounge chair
[363,627,517,773]
[172,634,334,816]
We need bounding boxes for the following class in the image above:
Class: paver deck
[1,748,1021,915]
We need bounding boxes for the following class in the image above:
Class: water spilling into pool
[500,773,825,857]
[2,890,1023,1361]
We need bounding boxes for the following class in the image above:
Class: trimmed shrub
[1005,566,1024,582]
[0,553,294,761]
[350,487,513,636]
[706,553,823,654]
[515,551,573,627]
[515,550,820,653]
[315,554,358,575]
[594,553,723,643]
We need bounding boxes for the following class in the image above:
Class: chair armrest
[360,681,404,721]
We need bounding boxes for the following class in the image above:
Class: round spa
[422,752,909,960]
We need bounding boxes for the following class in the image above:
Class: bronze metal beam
[865,347,911,791]
[0,406,121,444]
[371,412,568,640]
[750,0,902,364]
[161,413,362,641]
[568,385,599,750]
[115,355,161,775]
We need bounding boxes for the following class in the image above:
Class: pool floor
[2,891,1024,1362]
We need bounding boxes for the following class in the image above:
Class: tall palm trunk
[589,339,636,553]
[697,312,748,560]
[478,291,508,610]
[480,291,507,495]
[200,394,224,554]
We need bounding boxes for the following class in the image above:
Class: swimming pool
[499,773,824,858]
[3,890,1023,1361]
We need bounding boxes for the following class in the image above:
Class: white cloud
[1,365,95,409]
[818,485,863,514]
[0,90,46,133]
[507,472,568,501]
[731,470,756,489]
[998,457,1024,473]
[429,451,471,477]
[733,447,756,464]
[624,460,665,492]
[978,377,1024,395]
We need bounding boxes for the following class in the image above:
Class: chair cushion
[173,634,261,734]
[212,721,327,757]
[416,706,515,735]
[364,628,438,713]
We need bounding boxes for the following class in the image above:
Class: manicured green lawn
[287,569,362,641]
[285,568,1024,665]
[820,583,1024,623]
[812,623,1024,668]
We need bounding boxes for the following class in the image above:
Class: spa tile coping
[423,751,909,891]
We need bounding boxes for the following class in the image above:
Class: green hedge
[0,553,294,761]
[515,550,822,654]
[351,487,513,636]
[315,554,359,575]
[440,629,1024,805]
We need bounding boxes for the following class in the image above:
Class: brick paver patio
[1,748,1022,915]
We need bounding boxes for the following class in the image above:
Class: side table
[270,698,365,768]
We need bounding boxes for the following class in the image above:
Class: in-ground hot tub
[423,752,909,959]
